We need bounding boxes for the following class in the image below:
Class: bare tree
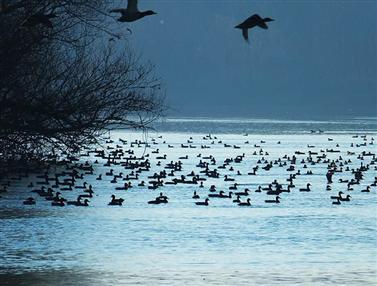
[0,0,165,162]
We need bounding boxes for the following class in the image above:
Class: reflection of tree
[0,1,164,160]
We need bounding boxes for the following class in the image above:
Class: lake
[1,118,376,285]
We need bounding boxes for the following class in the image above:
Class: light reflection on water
[0,122,377,285]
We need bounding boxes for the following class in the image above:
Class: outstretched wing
[245,14,262,25]
[110,8,127,14]
[242,14,269,30]
[242,28,249,43]
[127,0,138,13]
[257,22,268,29]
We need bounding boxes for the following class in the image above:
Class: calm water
[1,118,376,285]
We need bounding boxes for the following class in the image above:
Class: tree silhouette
[0,1,164,162]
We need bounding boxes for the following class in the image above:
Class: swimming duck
[195,198,209,206]
[148,199,162,205]
[340,195,351,202]
[157,193,169,201]
[51,198,65,207]
[110,0,156,23]
[361,186,371,193]
[299,183,311,192]
[79,189,94,198]
[238,198,251,206]
[67,196,82,206]
[330,191,344,200]
[192,191,200,199]
[265,196,280,203]
[229,183,238,190]
[233,195,241,203]
[224,175,235,181]
[108,195,124,206]
[208,191,225,198]
[77,199,90,207]
[235,189,250,196]
[235,14,274,43]
[23,197,36,205]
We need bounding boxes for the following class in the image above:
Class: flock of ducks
[0,133,376,208]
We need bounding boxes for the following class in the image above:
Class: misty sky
[116,0,376,119]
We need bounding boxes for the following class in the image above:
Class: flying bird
[235,14,274,43]
[110,0,157,23]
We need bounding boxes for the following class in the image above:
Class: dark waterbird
[195,198,209,206]
[110,0,156,23]
[235,14,274,43]
[108,195,124,206]
[238,198,251,206]
[23,197,36,205]
[265,196,280,203]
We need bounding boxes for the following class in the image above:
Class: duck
[330,191,344,200]
[235,14,274,43]
[51,198,65,207]
[299,183,311,192]
[77,199,90,207]
[195,198,209,206]
[265,196,280,203]
[157,193,169,201]
[108,195,124,206]
[238,198,251,206]
[208,191,225,198]
[235,189,250,196]
[78,189,94,198]
[229,183,238,190]
[224,175,235,181]
[115,183,129,190]
[192,191,200,199]
[148,199,162,205]
[110,0,156,23]
[23,197,36,205]
[67,196,83,206]
[233,195,241,203]
[220,191,233,198]
[340,195,351,202]
[361,186,371,193]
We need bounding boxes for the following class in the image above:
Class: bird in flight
[110,0,157,23]
[235,14,274,43]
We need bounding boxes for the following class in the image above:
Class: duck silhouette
[110,0,156,23]
[238,198,251,206]
[235,14,274,43]
[195,198,209,206]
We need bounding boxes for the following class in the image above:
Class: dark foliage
[0,0,164,161]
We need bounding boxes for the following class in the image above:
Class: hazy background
[114,0,376,119]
